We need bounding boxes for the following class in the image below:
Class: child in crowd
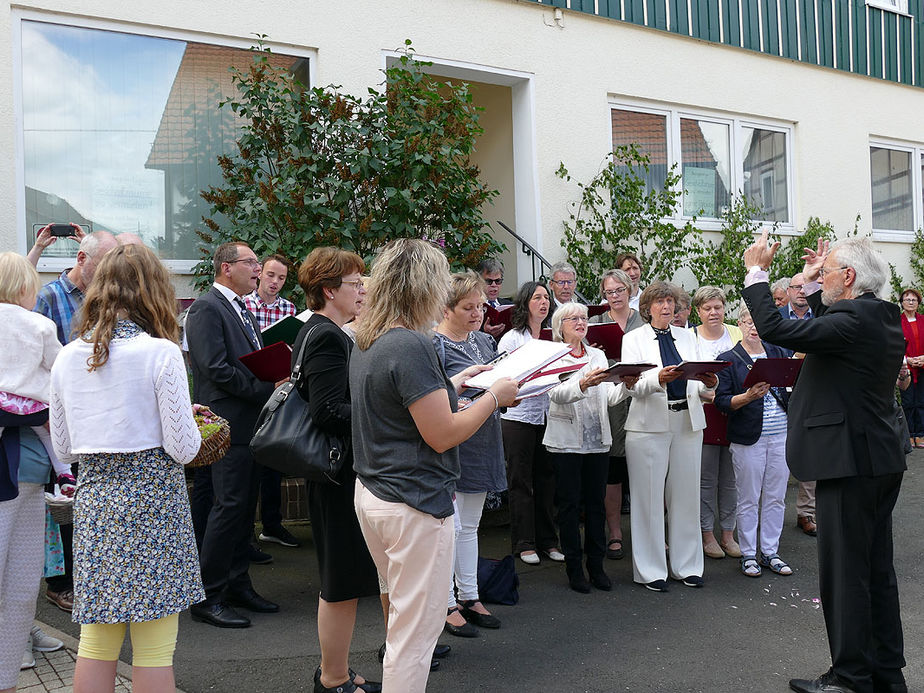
[0,252,75,495]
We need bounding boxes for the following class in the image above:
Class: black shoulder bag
[250,325,346,485]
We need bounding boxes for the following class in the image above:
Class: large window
[610,103,794,230]
[18,19,309,269]
[869,144,915,237]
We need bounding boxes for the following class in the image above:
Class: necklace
[652,325,671,336]
[439,331,487,364]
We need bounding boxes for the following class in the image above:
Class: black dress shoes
[433,644,451,659]
[190,602,250,628]
[458,600,501,629]
[567,567,592,594]
[587,566,612,591]
[225,588,279,613]
[789,669,858,692]
[444,607,479,637]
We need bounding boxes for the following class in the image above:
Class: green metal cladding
[525,0,924,87]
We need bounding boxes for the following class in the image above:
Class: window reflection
[611,109,668,193]
[870,146,913,232]
[22,21,307,260]
[680,118,730,218]
[741,127,788,223]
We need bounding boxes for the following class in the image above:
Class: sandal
[606,538,624,560]
[740,556,761,578]
[759,553,793,576]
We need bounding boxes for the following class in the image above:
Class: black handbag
[250,324,346,485]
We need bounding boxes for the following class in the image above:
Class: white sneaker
[519,551,540,565]
[31,625,64,652]
[21,648,35,670]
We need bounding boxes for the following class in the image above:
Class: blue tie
[234,297,260,349]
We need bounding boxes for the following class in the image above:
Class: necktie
[234,297,260,349]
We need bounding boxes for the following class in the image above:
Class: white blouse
[50,330,201,465]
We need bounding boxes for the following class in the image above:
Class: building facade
[1,0,922,292]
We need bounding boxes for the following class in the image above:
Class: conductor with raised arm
[741,231,907,693]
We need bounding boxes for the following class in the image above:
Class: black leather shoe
[190,602,250,628]
[444,607,479,637]
[458,600,501,629]
[567,567,592,594]
[433,644,451,659]
[588,566,612,591]
[225,588,279,613]
[681,575,704,588]
[348,669,381,693]
[789,669,858,692]
[643,580,669,592]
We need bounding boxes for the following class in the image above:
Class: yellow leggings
[77,613,178,667]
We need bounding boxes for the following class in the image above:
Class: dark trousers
[503,420,558,555]
[551,452,608,571]
[899,376,924,437]
[198,444,261,603]
[259,466,283,529]
[190,465,213,550]
[816,472,905,692]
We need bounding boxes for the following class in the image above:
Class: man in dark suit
[186,241,278,628]
[742,231,907,693]
[479,258,513,339]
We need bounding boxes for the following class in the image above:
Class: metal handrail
[495,220,589,304]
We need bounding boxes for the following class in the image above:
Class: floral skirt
[72,448,204,624]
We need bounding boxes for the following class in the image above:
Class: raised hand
[801,236,829,282]
[743,228,781,271]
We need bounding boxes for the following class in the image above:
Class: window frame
[609,98,796,234]
[869,137,922,243]
[12,10,317,274]
[865,0,910,16]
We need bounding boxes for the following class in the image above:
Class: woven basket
[45,496,73,525]
[189,414,231,468]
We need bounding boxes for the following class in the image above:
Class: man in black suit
[742,231,907,693]
[186,241,278,628]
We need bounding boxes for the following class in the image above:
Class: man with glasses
[186,242,279,628]
[548,261,582,311]
[478,258,512,339]
[777,272,818,536]
[743,233,907,693]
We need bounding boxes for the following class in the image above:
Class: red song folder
[743,358,803,388]
[239,341,293,383]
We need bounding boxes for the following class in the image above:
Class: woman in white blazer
[620,282,718,592]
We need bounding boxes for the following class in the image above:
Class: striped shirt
[34,270,83,345]
[243,291,296,331]
[752,352,788,436]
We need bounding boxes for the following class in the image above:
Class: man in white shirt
[186,242,279,628]
[549,261,581,311]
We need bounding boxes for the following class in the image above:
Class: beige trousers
[354,480,454,693]
[796,479,817,519]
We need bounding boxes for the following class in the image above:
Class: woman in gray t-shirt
[350,240,518,693]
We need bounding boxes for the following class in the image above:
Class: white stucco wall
[1,0,919,290]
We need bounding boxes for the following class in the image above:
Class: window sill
[871,229,916,243]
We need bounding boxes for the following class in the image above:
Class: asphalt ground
[35,449,924,693]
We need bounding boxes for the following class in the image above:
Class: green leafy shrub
[194,40,502,292]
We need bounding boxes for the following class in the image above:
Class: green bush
[194,41,502,292]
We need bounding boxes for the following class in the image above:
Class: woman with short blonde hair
[351,239,518,693]
[689,286,743,561]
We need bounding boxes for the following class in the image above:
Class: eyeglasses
[818,266,848,278]
[789,284,804,291]
[227,258,261,269]
[903,296,919,302]
[483,277,503,285]
[551,279,575,287]
[562,316,588,323]
[603,287,628,297]
[341,279,364,289]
